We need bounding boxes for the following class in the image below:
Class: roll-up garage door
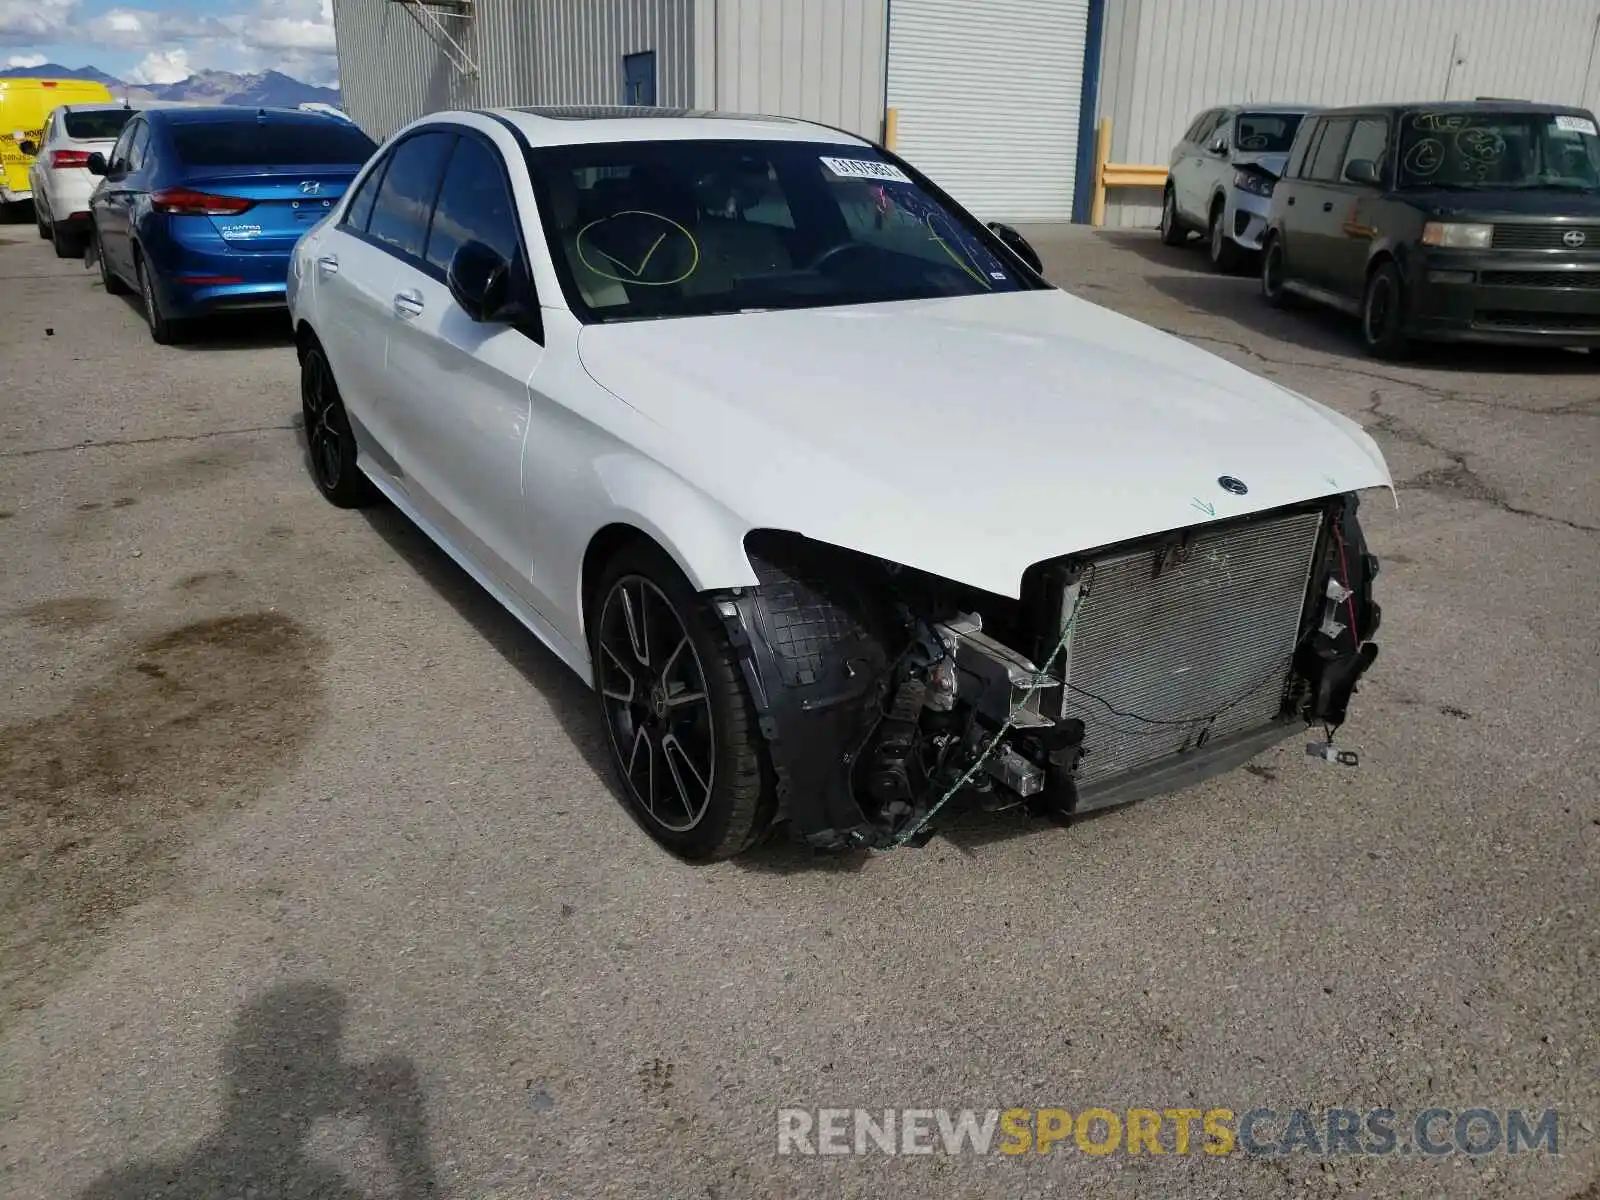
[886,0,1090,222]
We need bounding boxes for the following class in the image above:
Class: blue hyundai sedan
[88,105,377,343]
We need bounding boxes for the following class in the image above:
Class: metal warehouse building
[333,0,1600,226]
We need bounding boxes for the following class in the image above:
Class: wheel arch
[573,461,760,644]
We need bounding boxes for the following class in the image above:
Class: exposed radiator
[1060,508,1324,790]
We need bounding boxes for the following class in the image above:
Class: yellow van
[1,78,115,209]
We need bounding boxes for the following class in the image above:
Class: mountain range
[0,63,340,109]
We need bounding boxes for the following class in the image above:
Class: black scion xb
[1260,100,1600,357]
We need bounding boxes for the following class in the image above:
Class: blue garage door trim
[1071,0,1107,223]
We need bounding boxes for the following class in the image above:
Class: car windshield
[170,120,378,167]
[529,138,1039,321]
[64,109,134,140]
[1235,112,1303,153]
[1396,110,1600,189]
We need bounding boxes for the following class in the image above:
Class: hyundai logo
[1563,229,1587,248]
[1218,475,1249,495]
[299,180,322,195]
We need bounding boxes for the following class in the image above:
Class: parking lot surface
[1,219,1596,1199]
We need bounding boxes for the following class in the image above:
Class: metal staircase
[388,0,479,78]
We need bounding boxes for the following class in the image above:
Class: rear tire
[135,251,183,345]
[35,202,49,239]
[1208,200,1243,272]
[94,225,130,295]
[1261,235,1295,308]
[300,342,379,508]
[50,220,84,260]
[1159,186,1186,246]
[590,539,772,861]
[1361,261,1411,360]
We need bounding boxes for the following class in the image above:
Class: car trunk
[185,166,357,253]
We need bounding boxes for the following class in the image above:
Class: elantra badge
[1218,475,1249,495]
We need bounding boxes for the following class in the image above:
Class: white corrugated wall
[692,0,889,141]
[332,0,696,140]
[1097,0,1600,227]
[886,0,1089,223]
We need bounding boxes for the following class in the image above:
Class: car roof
[1228,103,1316,113]
[57,102,132,113]
[1314,99,1595,117]
[479,105,870,148]
[143,104,358,127]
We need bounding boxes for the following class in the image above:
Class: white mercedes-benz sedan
[288,106,1391,860]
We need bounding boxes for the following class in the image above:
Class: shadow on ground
[357,502,616,788]
[77,982,437,1199]
[111,293,297,351]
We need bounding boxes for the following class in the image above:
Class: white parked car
[24,101,135,257]
[1161,104,1315,271]
[289,107,1390,859]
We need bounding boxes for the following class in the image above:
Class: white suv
[1160,105,1314,271]
[24,102,135,258]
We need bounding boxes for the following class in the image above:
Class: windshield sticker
[820,156,912,184]
[1555,114,1598,135]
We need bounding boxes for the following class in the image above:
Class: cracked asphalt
[1,219,1596,1199]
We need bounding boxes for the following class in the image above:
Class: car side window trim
[346,124,543,344]
[343,130,457,282]
[339,149,391,235]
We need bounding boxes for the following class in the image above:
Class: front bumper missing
[719,498,1380,852]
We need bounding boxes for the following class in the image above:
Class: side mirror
[1208,137,1229,156]
[988,221,1044,276]
[86,152,108,176]
[18,139,38,157]
[448,240,520,323]
[1343,158,1381,187]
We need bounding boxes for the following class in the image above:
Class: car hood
[1233,151,1290,177]
[1400,187,1600,217]
[577,289,1392,597]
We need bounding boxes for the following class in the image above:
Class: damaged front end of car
[712,495,1381,851]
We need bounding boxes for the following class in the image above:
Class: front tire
[35,201,49,239]
[1361,261,1410,359]
[1208,200,1242,272]
[1159,186,1186,246]
[591,540,771,861]
[300,342,379,508]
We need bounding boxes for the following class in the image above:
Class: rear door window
[1286,119,1321,178]
[424,135,522,275]
[341,157,387,233]
[170,121,378,167]
[365,131,455,260]
[125,122,150,172]
[1308,118,1354,181]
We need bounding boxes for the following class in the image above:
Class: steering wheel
[807,240,874,273]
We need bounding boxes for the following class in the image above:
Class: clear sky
[0,0,337,85]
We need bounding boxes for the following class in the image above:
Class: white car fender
[573,451,761,612]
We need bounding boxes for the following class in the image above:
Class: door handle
[316,255,339,276]
[1322,201,1334,212]
[393,290,424,319]
[1287,196,1296,205]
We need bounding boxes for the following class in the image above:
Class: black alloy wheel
[300,343,378,508]
[596,575,718,835]
[590,540,771,861]
[1361,261,1410,359]
[1261,236,1293,307]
